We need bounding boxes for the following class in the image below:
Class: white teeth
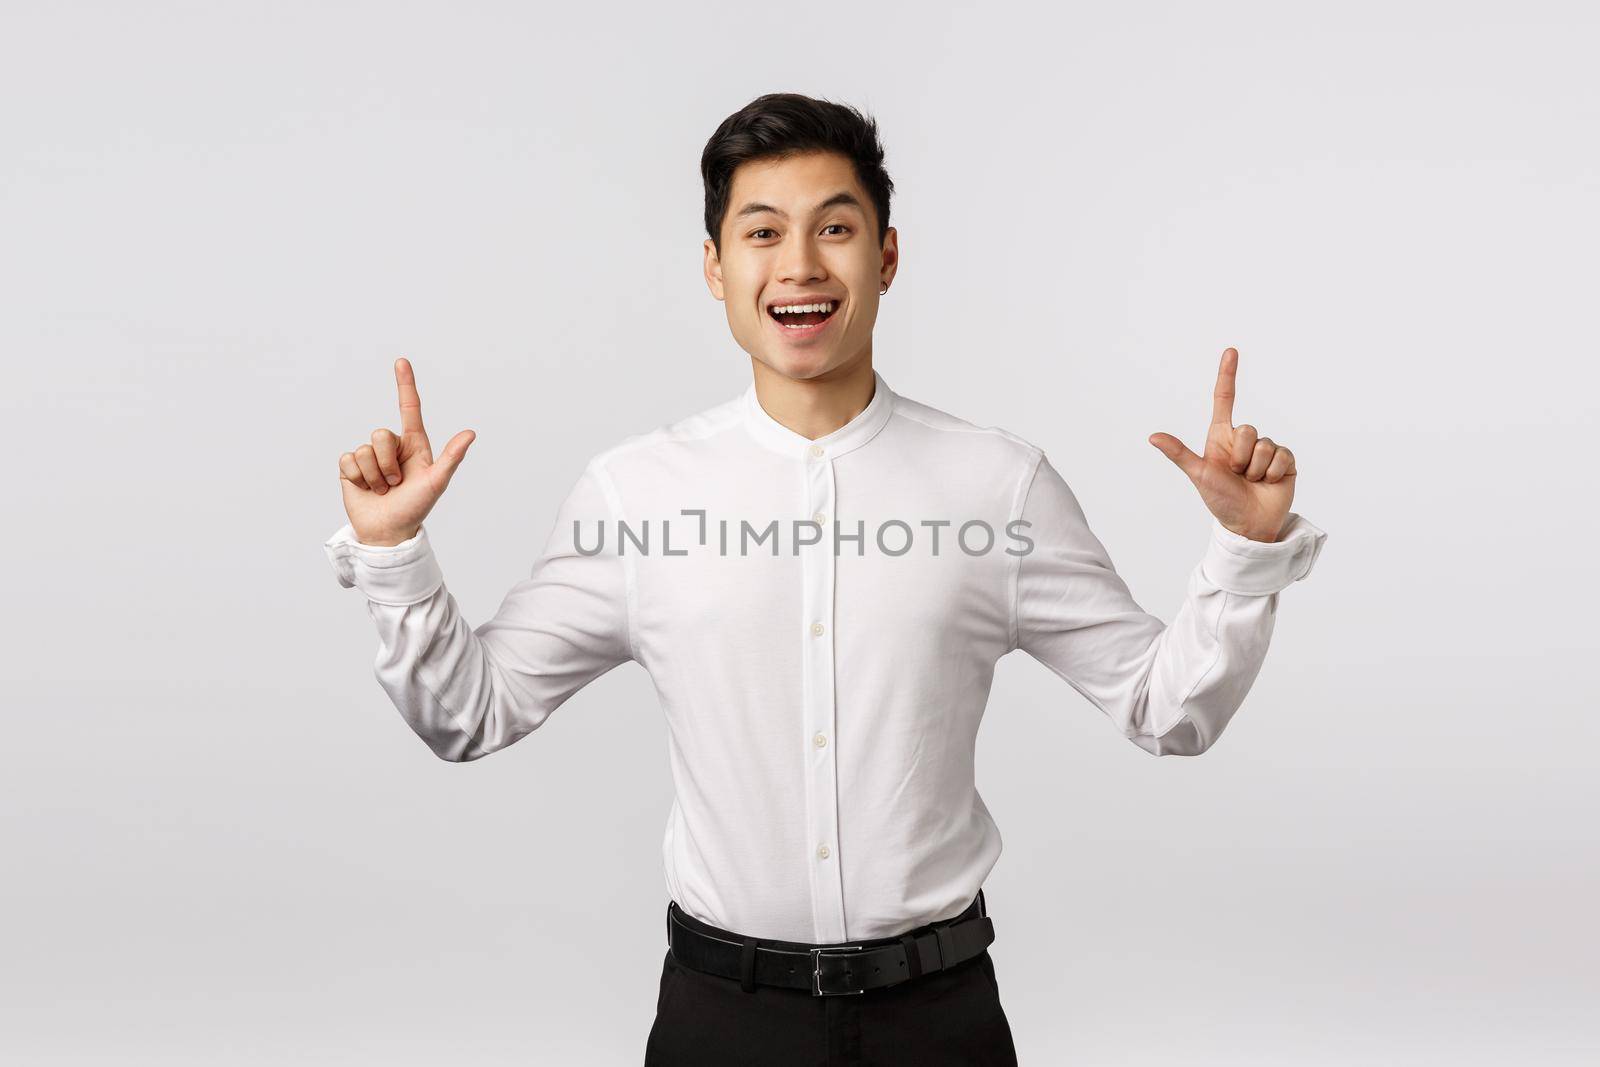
[770,301,836,315]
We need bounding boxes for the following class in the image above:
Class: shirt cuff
[1199,512,1328,596]
[323,522,445,606]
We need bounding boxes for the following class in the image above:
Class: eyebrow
[733,191,866,222]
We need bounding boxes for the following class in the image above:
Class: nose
[776,231,827,286]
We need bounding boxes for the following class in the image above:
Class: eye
[823,224,850,236]
[749,228,777,240]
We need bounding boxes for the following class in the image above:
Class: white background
[4,1,1596,1063]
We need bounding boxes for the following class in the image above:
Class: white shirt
[323,370,1327,943]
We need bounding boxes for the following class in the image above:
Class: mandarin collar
[741,369,897,461]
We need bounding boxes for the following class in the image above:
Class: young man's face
[704,150,898,383]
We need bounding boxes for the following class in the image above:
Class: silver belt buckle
[811,945,866,996]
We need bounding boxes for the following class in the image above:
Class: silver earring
[879,285,888,295]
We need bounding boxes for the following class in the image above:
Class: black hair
[701,92,894,258]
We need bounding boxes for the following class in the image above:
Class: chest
[625,474,1016,666]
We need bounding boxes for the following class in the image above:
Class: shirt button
[812,511,827,524]
[817,845,831,860]
[810,621,825,637]
[813,732,827,748]
[808,444,825,458]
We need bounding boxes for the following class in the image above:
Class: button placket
[800,445,846,942]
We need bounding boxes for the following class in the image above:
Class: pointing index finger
[1211,347,1238,427]
[395,357,427,437]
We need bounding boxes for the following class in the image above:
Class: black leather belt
[665,889,996,996]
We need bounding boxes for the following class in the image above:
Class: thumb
[1148,432,1204,484]
[431,429,477,488]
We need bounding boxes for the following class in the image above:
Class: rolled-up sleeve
[1011,451,1327,756]
[322,459,634,762]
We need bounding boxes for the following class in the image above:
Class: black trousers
[643,897,1019,1066]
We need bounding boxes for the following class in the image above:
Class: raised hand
[337,358,476,546]
[1147,347,1297,543]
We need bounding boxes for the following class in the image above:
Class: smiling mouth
[767,300,840,332]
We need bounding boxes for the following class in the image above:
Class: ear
[703,238,725,300]
[879,226,899,288]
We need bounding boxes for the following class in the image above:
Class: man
[323,92,1328,1065]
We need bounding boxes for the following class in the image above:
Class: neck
[749,353,877,441]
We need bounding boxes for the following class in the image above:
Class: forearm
[326,523,522,761]
[1125,513,1326,756]
[1121,571,1277,757]
[323,474,635,762]
[364,588,527,763]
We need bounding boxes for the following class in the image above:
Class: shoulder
[888,390,1045,476]
[583,390,747,476]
